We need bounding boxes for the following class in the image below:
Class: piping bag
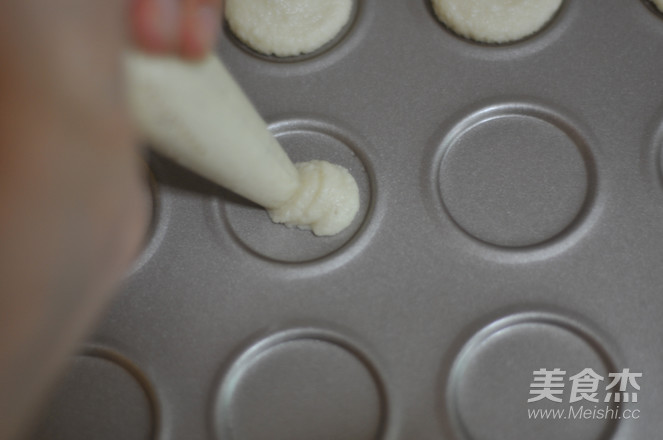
[125,51,299,210]
[125,52,360,236]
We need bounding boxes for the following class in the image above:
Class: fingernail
[196,5,220,52]
[152,0,180,46]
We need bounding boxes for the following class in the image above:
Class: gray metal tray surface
[29,1,663,439]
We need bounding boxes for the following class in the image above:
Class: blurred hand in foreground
[0,1,222,439]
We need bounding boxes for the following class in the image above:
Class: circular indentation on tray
[224,0,360,63]
[446,312,619,440]
[31,348,157,440]
[645,109,663,194]
[219,118,374,264]
[127,155,171,275]
[214,329,388,440]
[655,120,663,190]
[436,103,594,248]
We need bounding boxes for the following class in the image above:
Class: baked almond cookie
[226,0,354,57]
[431,0,563,44]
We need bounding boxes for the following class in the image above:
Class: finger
[130,0,181,54]
[178,0,222,59]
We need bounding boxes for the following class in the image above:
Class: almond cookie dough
[431,0,563,44]
[268,160,359,236]
[225,0,354,57]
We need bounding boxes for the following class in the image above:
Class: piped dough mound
[431,0,563,44]
[654,0,663,13]
[268,160,359,236]
[226,0,354,57]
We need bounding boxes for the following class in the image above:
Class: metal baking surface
[30,1,663,439]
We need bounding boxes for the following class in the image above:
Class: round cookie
[225,0,354,57]
[431,0,563,44]
[653,0,663,13]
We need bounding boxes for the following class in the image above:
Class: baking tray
[29,1,663,439]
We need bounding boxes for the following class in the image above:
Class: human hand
[131,0,223,58]
[0,1,222,439]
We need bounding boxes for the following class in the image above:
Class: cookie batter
[225,0,353,57]
[431,0,563,44]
